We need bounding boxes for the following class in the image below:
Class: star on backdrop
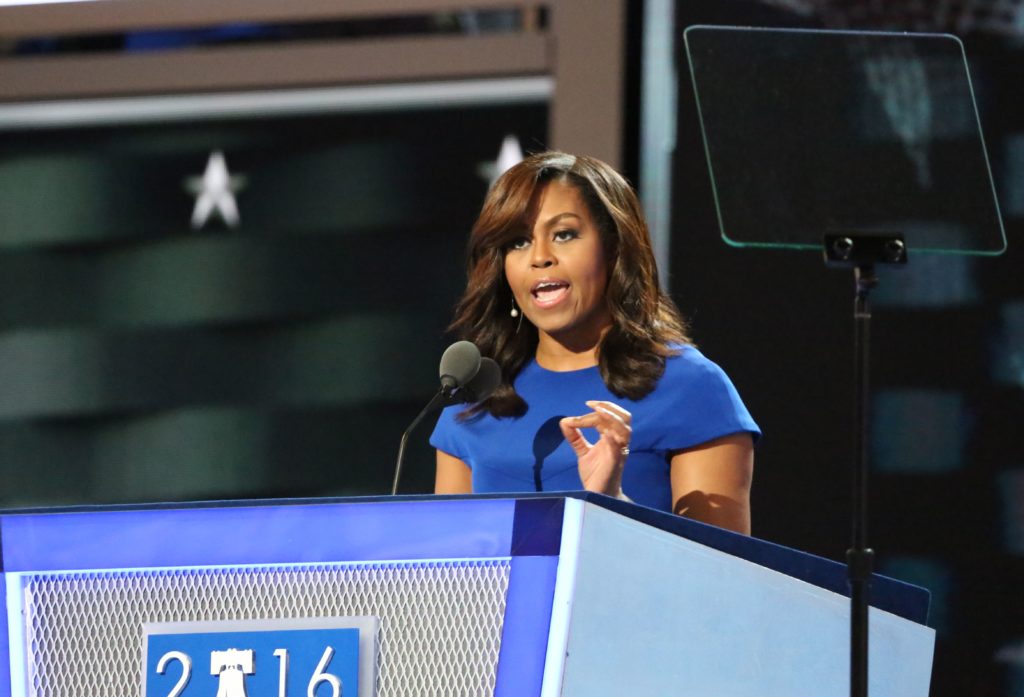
[185,150,247,229]
[477,135,524,186]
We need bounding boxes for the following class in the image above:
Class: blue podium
[0,494,934,696]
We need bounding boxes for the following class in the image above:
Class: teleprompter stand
[684,25,1006,697]
[825,232,907,697]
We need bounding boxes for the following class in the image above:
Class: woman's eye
[553,229,579,242]
[508,238,530,251]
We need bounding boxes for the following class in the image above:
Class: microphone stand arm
[392,388,450,495]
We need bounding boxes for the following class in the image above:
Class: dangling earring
[510,298,524,334]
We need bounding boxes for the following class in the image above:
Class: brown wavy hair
[452,151,689,418]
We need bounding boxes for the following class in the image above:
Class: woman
[431,152,759,534]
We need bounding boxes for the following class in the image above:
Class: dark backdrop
[666,2,1024,695]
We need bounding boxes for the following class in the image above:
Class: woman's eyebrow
[540,212,582,228]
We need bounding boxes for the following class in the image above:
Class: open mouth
[531,279,570,308]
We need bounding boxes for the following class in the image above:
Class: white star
[185,150,246,229]
[477,135,524,186]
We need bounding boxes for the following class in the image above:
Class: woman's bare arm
[435,450,473,494]
[670,433,754,534]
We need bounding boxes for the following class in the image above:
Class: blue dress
[430,345,760,512]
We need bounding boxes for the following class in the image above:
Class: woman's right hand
[559,400,633,498]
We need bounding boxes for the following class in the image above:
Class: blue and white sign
[141,617,378,697]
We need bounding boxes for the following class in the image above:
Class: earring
[510,298,524,334]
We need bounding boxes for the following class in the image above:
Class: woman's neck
[535,329,605,372]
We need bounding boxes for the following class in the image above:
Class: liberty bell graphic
[211,649,254,697]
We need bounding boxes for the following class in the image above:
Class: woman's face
[503,179,612,347]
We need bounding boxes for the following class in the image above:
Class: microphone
[459,357,500,404]
[391,343,498,495]
[439,340,482,395]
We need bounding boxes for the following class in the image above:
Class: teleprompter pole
[849,264,876,697]
[823,233,906,697]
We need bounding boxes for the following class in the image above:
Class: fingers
[559,417,591,458]
[562,400,632,451]
[571,403,631,428]
[578,403,632,445]
[586,400,632,424]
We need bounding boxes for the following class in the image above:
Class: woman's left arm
[670,433,754,535]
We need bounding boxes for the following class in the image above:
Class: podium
[0,494,934,696]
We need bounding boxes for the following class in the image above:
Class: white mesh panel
[20,560,511,697]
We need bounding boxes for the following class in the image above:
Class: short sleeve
[429,405,470,462]
[645,346,761,451]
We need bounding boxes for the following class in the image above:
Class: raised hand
[559,400,633,498]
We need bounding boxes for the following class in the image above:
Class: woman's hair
[451,151,689,417]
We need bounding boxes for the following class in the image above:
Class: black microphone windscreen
[439,341,481,389]
[460,357,501,403]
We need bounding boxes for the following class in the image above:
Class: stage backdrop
[662,2,1024,696]
[0,97,547,504]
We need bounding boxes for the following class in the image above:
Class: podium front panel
[20,560,509,696]
[1,494,933,697]
[552,501,935,697]
[0,497,563,697]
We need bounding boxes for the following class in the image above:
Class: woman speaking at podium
[431,152,759,534]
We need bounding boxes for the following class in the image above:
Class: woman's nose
[530,239,554,268]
